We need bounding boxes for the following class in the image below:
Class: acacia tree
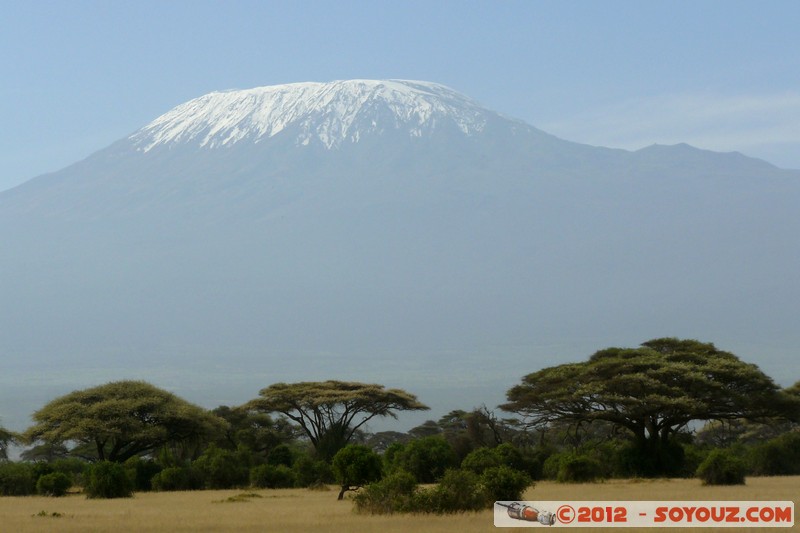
[0,425,16,460]
[502,338,796,473]
[25,380,227,462]
[245,381,429,460]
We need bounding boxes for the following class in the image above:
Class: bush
[250,464,295,488]
[422,469,488,513]
[461,447,501,474]
[266,444,294,467]
[748,432,800,476]
[557,454,603,483]
[332,444,382,499]
[696,449,746,485]
[613,441,686,478]
[461,444,532,476]
[541,452,564,480]
[124,457,162,492]
[389,436,458,483]
[151,466,204,491]
[353,470,418,514]
[292,455,334,487]
[193,445,249,489]
[52,458,87,485]
[0,462,36,496]
[355,466,528,515]
[36,472,72,497]
[480,465,532,501]
[84,461,133,498]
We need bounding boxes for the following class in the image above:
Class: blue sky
[2,1,799,192]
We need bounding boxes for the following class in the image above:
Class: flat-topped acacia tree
[502,338,797,475]
[245,381,429,460]
[24,380,227,462]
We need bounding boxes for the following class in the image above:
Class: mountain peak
[129,79,490,152]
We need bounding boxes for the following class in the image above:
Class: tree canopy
[24,380,227,462]
[501,338,795,470]
[0,425,16,460]
[245,380,428,460]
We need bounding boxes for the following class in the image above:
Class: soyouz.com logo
[493,501,794,528]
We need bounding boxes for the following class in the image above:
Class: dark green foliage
[0,462,36,495]
[211,405,295,457]
[250,464,295,488]
[679,444,711,478]
[266,443,294,467]
[124,457,162,491]
[461,443,529,475]
[696,449,746,485]
[150,466,204,491]
[84,461,133,498]
[354,467,507,514]
[748,431,800,475]
[36,472,72,497]
[546,453,604,483]
[332,444,382,499]
[388,436,458,483]
[613,439,685,478]
[541,451,565,480]
[192,445,249,489]
[480,465,532,501]
[461,447,500,474]
[292,455,334,487]
[420,469,487,513]
[353,470,418,514]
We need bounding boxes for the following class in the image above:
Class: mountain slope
[1,79,799,431]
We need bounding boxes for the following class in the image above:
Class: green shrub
[151,466,204,491]
[84,461,133,498]
[422,469,487,513]
[250,464,295,488]
[332,444,382,499]
[193,445,249,489]
[52,458,87,486]
[613,441,686,478]
[353,470,418,514]
[541,451,564,480]
[461,447,500,474]
[355,467,528,515]
[0,462,36,496]
[389,436,458,483]
[748,432,800,476]
[557,454,603,483]
[124,457,162,492]
[266,444,294,467]
[36,472,72,497]
[480,465,532,501]
[292,455,334,487]
[696,449,746,485]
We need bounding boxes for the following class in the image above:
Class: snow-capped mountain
[1,79,799,432]
[130,80,489,151]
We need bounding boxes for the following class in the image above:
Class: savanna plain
[0,477,796,533]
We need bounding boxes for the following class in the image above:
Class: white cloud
[539,92,800,169]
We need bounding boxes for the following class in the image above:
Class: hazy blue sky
[2,1,799,192]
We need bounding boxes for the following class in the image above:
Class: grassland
[0,477,796,532]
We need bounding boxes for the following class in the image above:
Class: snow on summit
[130,80,489,152]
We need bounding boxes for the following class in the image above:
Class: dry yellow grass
[0,477,796,532]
